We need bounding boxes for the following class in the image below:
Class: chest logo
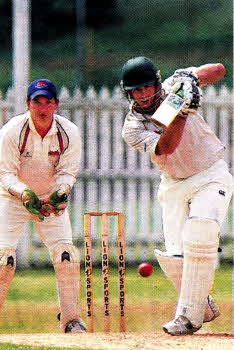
[24,151,32,158]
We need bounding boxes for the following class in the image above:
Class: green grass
[0,345,97,350]
[0,264,231,349]
[7,264,231,303]
[0,264,231,335]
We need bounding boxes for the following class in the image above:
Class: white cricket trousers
[157,159,233,255]
[0,196,73,250]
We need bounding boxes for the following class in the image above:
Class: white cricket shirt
[122,108,225,179]
[0,111,81,199]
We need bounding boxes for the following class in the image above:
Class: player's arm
[122,117,162,155]
[55,125,81,188]
[196,63,226,87]
[42,124,81,216]
[163,63,226,97]
[155,113,187,155]
[166,63,226,91]
[0,131,45,220]
[0,130,27,196]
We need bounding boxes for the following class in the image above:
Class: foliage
[0,1,12,48]
[0,0,232,94]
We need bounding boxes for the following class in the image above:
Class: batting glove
[170,69,200,87]
[171,80,203,111]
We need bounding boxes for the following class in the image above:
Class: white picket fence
[0,85,233,266]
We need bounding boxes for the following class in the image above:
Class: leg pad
[175,218,219,328]
[154,247,220,323]
[0,248,16,309]
[50,243,81,332]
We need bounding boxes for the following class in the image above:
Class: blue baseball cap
[27,79,57,100]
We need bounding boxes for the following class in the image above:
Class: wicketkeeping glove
[49,184,70,208]
[21,189,44,221]
[46,184,71,216]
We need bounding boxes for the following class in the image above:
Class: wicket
[84,211,126,333]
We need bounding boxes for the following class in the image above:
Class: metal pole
[12,0,31,268]
[12,0,30,115]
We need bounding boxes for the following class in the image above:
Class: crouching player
[0,79,86,333]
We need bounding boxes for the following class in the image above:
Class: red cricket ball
[138,262,153,277]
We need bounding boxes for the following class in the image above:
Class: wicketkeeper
[120,57,233,335]
[0,79,86,333]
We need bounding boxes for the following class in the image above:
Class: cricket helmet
[120,57,163,114]
[120,56,161,91]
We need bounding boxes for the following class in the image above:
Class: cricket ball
[138,262,153,277]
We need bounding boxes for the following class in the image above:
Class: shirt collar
[129,107,151,122]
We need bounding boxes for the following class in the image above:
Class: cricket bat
[150,89,185,128]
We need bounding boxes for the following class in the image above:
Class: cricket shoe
[163,315,201,336]
[64,318,86,333]
[203,295,220,323]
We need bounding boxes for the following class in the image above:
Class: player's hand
[40,184,71,217]
[40,201,68,217]
[21,189,44,221]
[170,69,200,87]
[166,69,203,111]
[49,184,70,207]
[39,203,55,217]
[171,80,202,111]
[181,81,202,111]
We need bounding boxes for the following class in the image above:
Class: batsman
[0,79,86,333]
[120,57,233,335]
